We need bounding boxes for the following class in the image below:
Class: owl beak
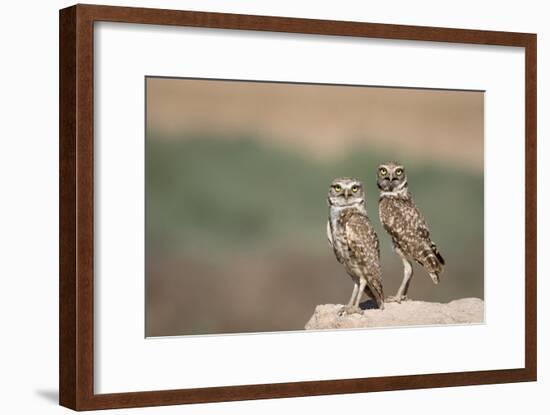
[344,189,351,200]
[389,174,399,190]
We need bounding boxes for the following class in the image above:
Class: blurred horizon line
[146,77,484,171]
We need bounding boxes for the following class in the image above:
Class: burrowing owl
[377,162,445,303]
[327,177,384,313]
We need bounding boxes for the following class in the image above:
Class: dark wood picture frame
[59,4,537,411]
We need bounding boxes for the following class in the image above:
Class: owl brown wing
[387,196,444,272]
[382,197,425,245]
[327,220,344,263]
[344,213,384,305]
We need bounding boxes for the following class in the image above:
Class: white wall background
[0,0,546,414]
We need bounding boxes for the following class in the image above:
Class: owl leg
[339,283,361,315]
[339,281,362,315]
[347,283,359,307]
[388,247,413,303]
[355,278,367,308]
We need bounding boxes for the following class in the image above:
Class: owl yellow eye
[379,167,387,176]
[395,168,403,176]
[334,185,342,192]
[351,185,359,193]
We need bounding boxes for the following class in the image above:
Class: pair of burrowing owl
[327,162,445,313]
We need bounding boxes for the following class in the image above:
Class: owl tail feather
[365,283,385,310]
[420,242,444,278]
[426,243,443,285]
[432,242,445,266]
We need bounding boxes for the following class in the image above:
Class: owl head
[328,177,365,207]
[376,161,408,193]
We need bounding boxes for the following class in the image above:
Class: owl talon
[386,295,408,303]
[339,305,362,316]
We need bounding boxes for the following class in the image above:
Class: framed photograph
[59,4,537,411]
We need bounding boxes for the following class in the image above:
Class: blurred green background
[145,78,484,337]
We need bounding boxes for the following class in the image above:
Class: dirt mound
[305,298,484,330]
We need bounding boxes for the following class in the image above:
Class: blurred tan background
[145,77,484,336]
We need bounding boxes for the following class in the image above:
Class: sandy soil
[305,298,484,330]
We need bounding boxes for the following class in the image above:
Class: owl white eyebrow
[334,183,358,187]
